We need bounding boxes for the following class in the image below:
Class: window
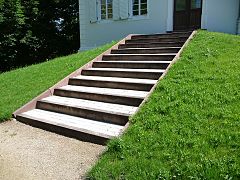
[191,0,201,9]
[176,0,187,11]
[100,0,113,20]
[132,0,148,16]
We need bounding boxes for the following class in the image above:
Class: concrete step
[54,85,147,106]
[93,61,171,69]
[131,32,192,40]
[82,68,164,79]
[118,41,185,49]
[37,96,138,126]
[111,47,181,54]
[69,75,157,91]
[16,109,124,145]
[102,54,176,61]
[126,37,188,44]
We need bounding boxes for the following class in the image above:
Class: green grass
[88,31,240,179]
[0,42,115,122]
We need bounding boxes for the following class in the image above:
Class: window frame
[97,0,113,21]
[130,0,148,17]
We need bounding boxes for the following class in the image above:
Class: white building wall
[80,0,169,50]
[79,0,240,50]
[202,0,239,34]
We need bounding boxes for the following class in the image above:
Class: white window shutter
[89,0,97,23]
[119,0,129,20]
[113,0,120,20]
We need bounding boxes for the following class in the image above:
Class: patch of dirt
[0,120,105,180]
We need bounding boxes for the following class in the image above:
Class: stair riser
[126,37,187,44]
[131,34,190,40]
[36,101,129,126]
[69,79,153,91]
[54,89,143,106]
[111,48,180,54]
[102,55,175,61]
[16,115,108,145]
[93,62,170,69]
[82,70,162,80]
[118,42,184,49]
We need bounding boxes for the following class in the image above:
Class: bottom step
[16,109,124,145]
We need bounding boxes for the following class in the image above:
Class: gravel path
[0,120,105,180]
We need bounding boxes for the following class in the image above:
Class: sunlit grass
[88,31,240,179]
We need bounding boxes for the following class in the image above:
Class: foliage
[0,0,80,72]
[88,31,240,179]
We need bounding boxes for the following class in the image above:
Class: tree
[0,0,80,72]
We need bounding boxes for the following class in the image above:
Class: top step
[131,31,192,40]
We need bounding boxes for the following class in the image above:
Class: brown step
[118,41,185,49]
[126,37,187,44]
[69,76,157,91]
[36,96,137,126]
[131,32,192,40]
[92,61,171,69]
[81,68,164,79]
[102,54,176,61]
[16,109,125,145]
[111,47,181,54]
[54,85,146,106]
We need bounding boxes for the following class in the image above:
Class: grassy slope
[0,42,115,122]
[89,31,240,179]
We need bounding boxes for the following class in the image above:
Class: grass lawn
[0,42,115,122]
[88,31,240,179]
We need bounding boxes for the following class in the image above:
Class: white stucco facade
[79,0,240,50]
[201,0,239,34]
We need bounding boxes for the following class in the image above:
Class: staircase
[14,31,194,145]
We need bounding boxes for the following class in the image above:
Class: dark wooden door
[174,0,202,30]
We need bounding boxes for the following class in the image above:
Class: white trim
[129,0,149,18]
[201,0,207,29]
[128,14,149,21]
[167,0,174,31]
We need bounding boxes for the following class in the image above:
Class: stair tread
[73,75,157,84]
[87,68,165,73]
[59,85,148,99]
[123,41,185,44]
[20,109,124,138]
[105,53,177,56]
[132,32,191,37]
[40,96,138,116]
[97,61,172,63]
[114,47,181,50]
[131,36,185,38]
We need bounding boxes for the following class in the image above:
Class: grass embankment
[0,43,115,122]
[88,31,240,179]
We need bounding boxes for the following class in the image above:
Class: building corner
[237,0,240,34]
[79,0,88,50]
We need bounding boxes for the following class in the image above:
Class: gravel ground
[0,120,105,180]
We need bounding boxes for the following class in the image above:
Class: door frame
[173,0,203,31]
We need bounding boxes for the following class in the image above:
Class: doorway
[174,0,202,30]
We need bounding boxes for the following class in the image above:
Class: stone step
[93,61,171,69]
[102,54,176,61]
[111,47,181,54]
[16,109,124,145]
[118,41,185,49]
[131,32,192,40]
[37,96,138,126]
[54,85,147,106]
[126,37,188,44]
[14,31,191,144]
[82,68,164,79]
[69,75,157,91]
